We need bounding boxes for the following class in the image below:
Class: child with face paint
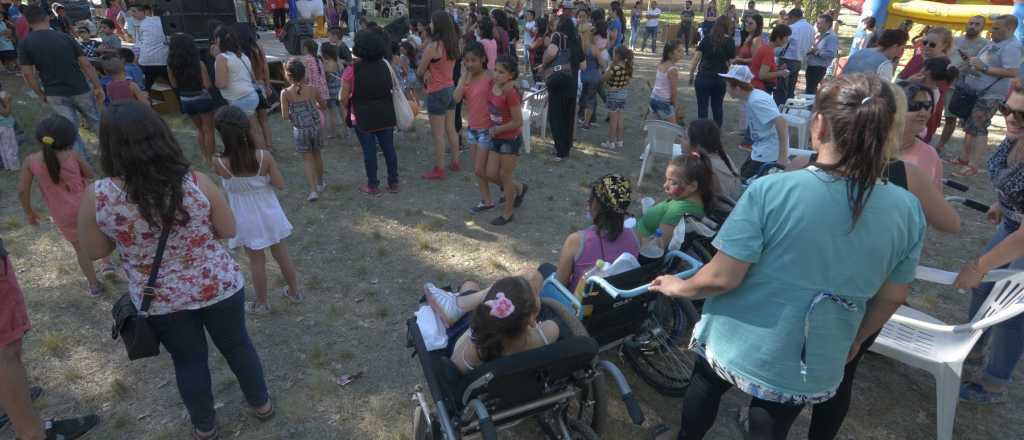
[636,153,716,249]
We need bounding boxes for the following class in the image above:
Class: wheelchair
[540,251,703,397]
[406,298,647,440]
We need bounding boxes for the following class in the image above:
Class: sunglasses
[908,100,933,112]
[999,103,1024,121]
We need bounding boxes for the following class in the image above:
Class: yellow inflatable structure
[886,1,1016,31]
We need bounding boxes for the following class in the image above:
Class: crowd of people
[1,0,1024,439]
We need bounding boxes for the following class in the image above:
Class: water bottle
[667,222,688,252]
[574,259,607,300]
[639,228,665,262]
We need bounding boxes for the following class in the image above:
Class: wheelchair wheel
[621,297,698,397]
[540,298,609,436]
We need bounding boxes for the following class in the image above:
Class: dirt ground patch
[2,17,1023,440]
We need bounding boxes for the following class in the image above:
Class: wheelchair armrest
[597,360,645,426]
[587,252,703,299]
[542,274,583,318]
[665,250,703,279]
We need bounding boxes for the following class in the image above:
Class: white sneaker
[317,181,327,193]
[307,191,319,202]
[424,283,465,327]
[616,141,624,149]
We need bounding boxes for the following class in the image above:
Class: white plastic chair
[867,267,1024,440]
[521,88,548,154]
[781,108,812,150]
[638,120,685,186]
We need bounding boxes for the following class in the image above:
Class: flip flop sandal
[192,426,220,440]
[254,403,275,421]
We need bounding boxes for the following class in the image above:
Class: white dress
[218,151,293,250]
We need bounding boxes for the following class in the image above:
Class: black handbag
[542,33,573,91]
[949,77,1002,119]
[111,225,171,361]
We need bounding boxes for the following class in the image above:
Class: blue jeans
[969,220,1024,384]
[640,26,659,52]
[354,126,398,188]
[694,76,726,128]
[148,289,269,432]
[629,25,640,49]
[48,92,99,163]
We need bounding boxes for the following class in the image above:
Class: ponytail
[813,73,899,228]
[669,152,716,213]
[688,119,737,177]
[34,114,78,185]
[469,277,537,363]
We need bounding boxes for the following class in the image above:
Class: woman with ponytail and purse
[649,74,927,439]
[77,101,272,440]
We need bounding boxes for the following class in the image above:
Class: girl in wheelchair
[637,153,716,248]
[685,119,742,201]
[425,271,560,373]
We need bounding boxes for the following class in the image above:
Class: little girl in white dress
[214,105,304,314]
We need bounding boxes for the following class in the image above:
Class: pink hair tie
[484,292,516,319]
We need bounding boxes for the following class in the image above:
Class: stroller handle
[585,251,704,299]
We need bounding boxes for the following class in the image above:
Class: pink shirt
[426,44,455,93]
[488,84,522,139]
[341,64,356,124]
[463,74,493,129]
[28,153,85,243]
[900,138,943,190]
[478,38,497,71]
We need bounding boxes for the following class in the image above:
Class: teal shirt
[694,168,925,399]
[636,199,704,238]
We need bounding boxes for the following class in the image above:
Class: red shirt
[750,44,776,91]
[488,84,521,139]
[464,74,493,129]
[267,0,288,10]
[15,16,28,40]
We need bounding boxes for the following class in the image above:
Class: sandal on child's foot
[470,201,495,213]
[100,263,117,278]
[192,426,220,440]
[245,301,271,315]
[307,191,320,202]
[281,287,304,303]
[88,284,104,297]
[490,214,514,226]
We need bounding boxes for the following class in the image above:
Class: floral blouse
[95,175,244,316]
[988,138,1024,227]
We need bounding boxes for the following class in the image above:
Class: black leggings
[547,76,578,158]
[807,330,882,439]
[679,357,804,440]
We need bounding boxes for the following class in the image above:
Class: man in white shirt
[639,0,660,53]
[130,4,167,91]
[937,15,989,153]
[777,7,813,100]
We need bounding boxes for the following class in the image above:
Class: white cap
[718,65,754,84]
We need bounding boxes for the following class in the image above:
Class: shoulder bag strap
[139,224,173,313]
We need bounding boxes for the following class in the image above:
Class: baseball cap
[718,65,753,84]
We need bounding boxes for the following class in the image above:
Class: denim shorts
[426,86,455,115]
[227,90,260,116]
[649,97,675,119]
[607,89,628,112]
[179,92,220,116]
[492,135,523,156]
[466,127,492,148]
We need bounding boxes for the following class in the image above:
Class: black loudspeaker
[408,0,443,23]
[156,0,239,41]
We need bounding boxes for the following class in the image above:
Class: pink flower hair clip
[484,292,516,319]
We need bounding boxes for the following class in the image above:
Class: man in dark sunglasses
[949,15,1022,178]
[937,15,988,154]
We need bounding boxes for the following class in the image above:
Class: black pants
[677,24,693,52]
[678,357,804,440]
[272,8,287,30]
[548,76,577,158]
[779,58,802,101]
[807,330,882,439]
[740,157,769,179]
[804,65,827,96]
[694,76,726,129]
[141,64,168,91]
